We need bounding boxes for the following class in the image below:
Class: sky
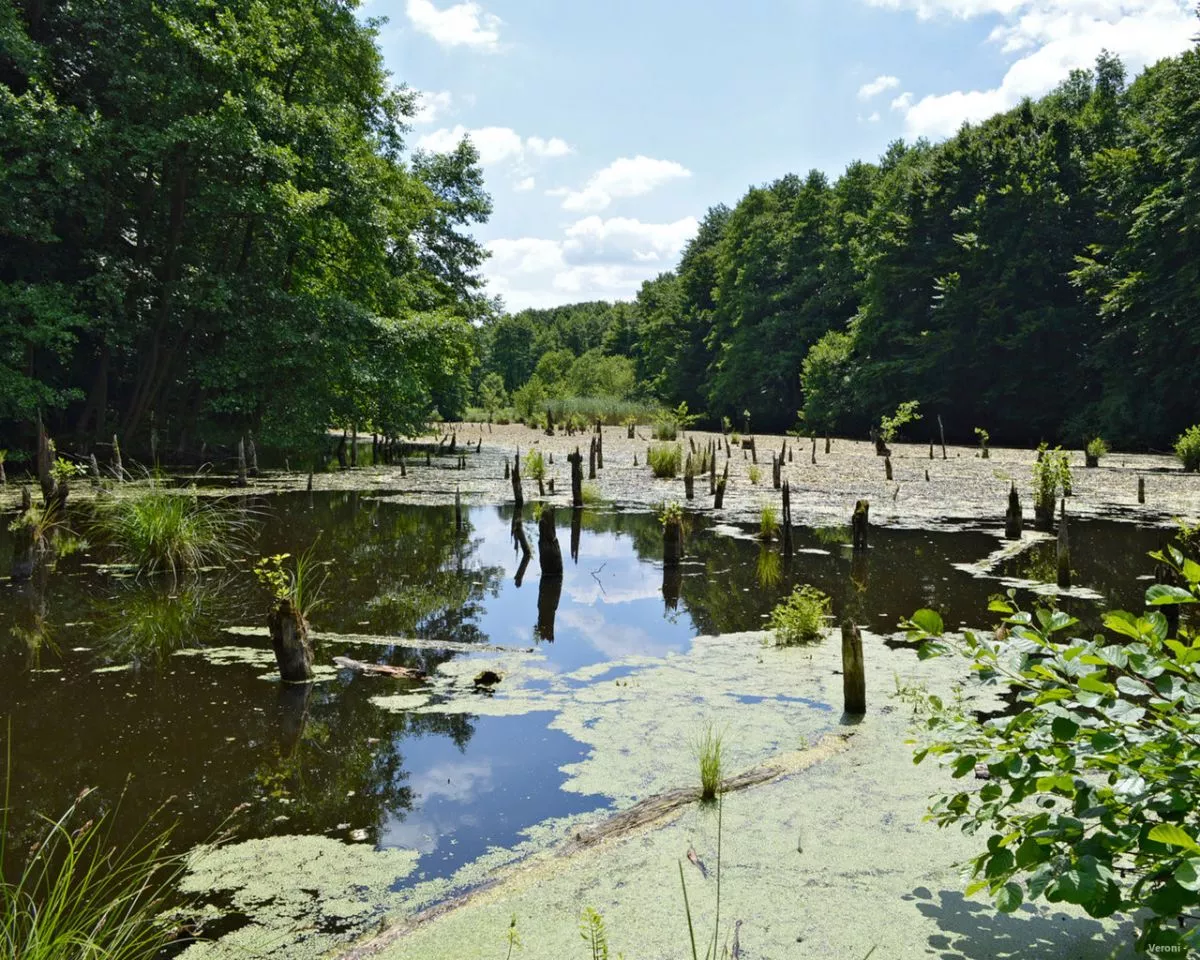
[367,0,1197,312]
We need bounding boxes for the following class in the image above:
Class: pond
[0,490,1175,951]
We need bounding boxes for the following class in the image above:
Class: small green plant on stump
[1032,443,1071,527]
[694,721,724,802]
[648,443,682,478]
[1085,437,1108,467]
[748,463,762,485]
[524,448,547,496]
[974,427,990,459]
[903,545,1200,955]
[768,584,831,645]
[880,400,922,444]
[1175,425,1200,472]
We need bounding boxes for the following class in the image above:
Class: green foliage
[880,400,922,444]
[581,481,604,506]
[1086,437,1109,460]
[91,486,247,577]
[758,504,779,541]
[658,500,685,527]
[694,722,724,802]
[975,427,990,452]
[904,545,1200,953]
[0,770,187,960]
[478,372,508,418]
[1033,444,1072,512]
[254,542,327,620]
[49,458,82,485]
[578,907,623,960]
[800,329,859,435]
[1175,425,1200,472]
[523,449,546,483]
[648,444,682,479]
[748,464,762,485]
[768,585,831,646]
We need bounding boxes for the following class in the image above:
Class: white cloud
[870,0,1195,139]
[553,155,691,214]
[406,0,502,50]
[514,176,536,191]
[415,125,572,167]
[413,89,453,125]
[484,215,699,309]
[858,74,902,99]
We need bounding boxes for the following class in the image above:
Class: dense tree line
[479,39,1200,448]
[1,0,490,459]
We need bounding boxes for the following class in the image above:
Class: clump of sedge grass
[758,503,779,541]
[694,722,724,802]
[0,754,188,960]
[580,481,604,505]
[647,443,682,479]
[768,584,831,646]
[91,482,249,578]
[748,464,762,485]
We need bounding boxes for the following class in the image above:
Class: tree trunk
[852,499,869,551]
[268,598,313,683]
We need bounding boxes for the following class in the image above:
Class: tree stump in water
[570,509,582,563]
[627,423,635,439]
[1056,500,1071,588]
[248,437,260,477]
[811,437,816,465]
[1138,476,1145,504]
[663,517,683,567]
[597,429,604,470]
[504,459,510,480]
[1004,484,1023,539]
[568,447,583,507]
[538,506,563,580]
[825,434,831,455]
[336,433,348,470]
[36,415,56,508]
[237,437,249,487]
[269,599,313,683]
[772,453,781,489]
[870,428,890,458]
[11,488,36,581]
[684,455,695,500]
[841,620,866,715]
[588,437,597,480]
[781,481,794,558]
[884,456,893,481]
[851,499,869,551]
[545,407,555,437]
[89,454,101,487]
[112,434,124,481]
[511,453,524,510]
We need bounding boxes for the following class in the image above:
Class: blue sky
[368,0,1196,310]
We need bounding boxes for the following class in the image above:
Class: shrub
[768,584,831,645]
[523,449,547,494]
[748,464,762,485]
[91,485,248,577]
[975,427,990,458]
[1176,425,1200,472]
[652,419,678,441]
[648,443,682,478]
[904,544,1200,954]
[693,722,724,802]
[1032,443,1071,516]
[1086,436,1109,460]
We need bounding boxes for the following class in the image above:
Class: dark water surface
[0,491,1174,888]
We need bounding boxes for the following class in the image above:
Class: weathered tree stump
[1056,500,1071,588]
[112,434,124,481]
[929,442,934,460]
[504,459,510,480]
[1138,476,1145,504]
[350,425,359,467]
[36,415,56,508]
[307,469,314,492]
[1004,484,1023,539]
[269,598,314,683]
[884,456,893,481]
[425,450,431,467]
[248,437,259,477]
[568,447,583,507]
[684,455,695,500]
[841,620,866,715]
[1085,451,1098,468]
[538,506,563,580]
[811,437,816,465]
[448,432,457,454]
[545,407,555,437]
[589,437,597,480]
[750,437,757,463]
[511,452,524,510]
[663,516,683,567]
[781,481,794,558]
[714,462,729,508]
[236,437,249,487]
[938,415,947,460]
[772,453,781,489]
[570,508,582,562]
[825,435,831,455]
[627,423,636,439]
[597,429,604,469]
[870,428,890,458]
[11,488,36,581]
[851,499,869,551]
[89,453,101,487]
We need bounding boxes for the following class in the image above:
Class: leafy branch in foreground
[904,544,1200,953]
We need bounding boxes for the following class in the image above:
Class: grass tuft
[694,722,724,802]
[648,443,682,479]
[758,504,779,541]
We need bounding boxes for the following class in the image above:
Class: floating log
[268,599,313,683]
[1004,484,1023,540]
[841,620,866,715]
[332,656,426,680]
[851,499,869,551]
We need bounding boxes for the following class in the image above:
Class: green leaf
[995,881,1023,913]
[1175,859,1200,892]
[1051,716,1079,740]
[911,608,944,637]
[1148,824,1200,853]
[1146,584,1197,605]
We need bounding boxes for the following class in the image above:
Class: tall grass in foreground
[1,745,187,960]
[91,484,249,577]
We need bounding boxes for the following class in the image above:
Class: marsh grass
[758,504,779,541]
[694,722,724,802]
[747,464,762,485]
[255,540,327,621]
[97,580,233,666]
[648,444,682,479]
[91,483,250,578]
[581,481,604,505]
[548,397,660,426]
[0,740,188,960]
[768,584,831,646]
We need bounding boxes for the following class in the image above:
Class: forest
[478,43,1200,449]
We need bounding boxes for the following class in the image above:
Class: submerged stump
[841,620,866,715]
[851,499,869,551]
[1004,484,1023,540]
[663,518,684,567]
[268,599,314,683]
[538,506,564,580]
